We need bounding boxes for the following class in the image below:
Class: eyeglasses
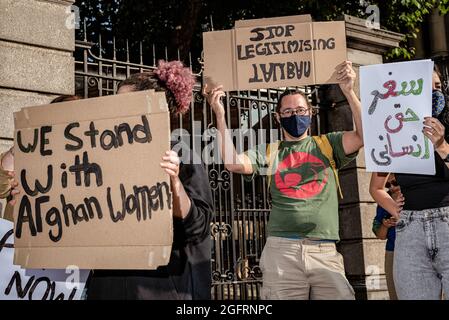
[279,107,310,117]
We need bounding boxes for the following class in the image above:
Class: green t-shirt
[245,132,357,241]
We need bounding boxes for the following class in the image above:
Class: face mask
[432,90,445,117]
[280,115,311,138]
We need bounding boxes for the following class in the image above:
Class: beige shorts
[260,236,355,300]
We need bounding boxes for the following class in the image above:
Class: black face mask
[280,115,311,138]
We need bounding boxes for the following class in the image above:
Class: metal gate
[74,31,323,300]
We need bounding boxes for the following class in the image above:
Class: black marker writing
[4,271,76,300]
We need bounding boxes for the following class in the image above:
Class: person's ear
[274,112,280,124]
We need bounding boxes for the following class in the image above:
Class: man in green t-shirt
[203,60,363,300]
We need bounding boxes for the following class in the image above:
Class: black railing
[74,33,324,299]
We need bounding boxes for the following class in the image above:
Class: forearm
[435,140,449,170]
[171,176,192,220]
[344,90,364,144]
[216,115,249,173]
[371,189,401,217]
[341,90,364,155]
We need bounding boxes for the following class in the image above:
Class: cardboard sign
[0,218,89,300]
[360,60,435,174]
[13,90,173,269]
[203,15,347,91]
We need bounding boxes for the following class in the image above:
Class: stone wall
[0,0,75,217]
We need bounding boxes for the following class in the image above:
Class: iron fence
[74,30,325,299]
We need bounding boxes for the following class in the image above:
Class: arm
[160,151,214,243]
[203,85,254,175]
[337,61,364,155]
[174,162,214,244]
[160,151,191,219]
[369,172,403,219]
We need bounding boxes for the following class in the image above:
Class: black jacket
[87,155,214,300]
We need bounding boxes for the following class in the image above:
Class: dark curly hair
[50,95,81,104]
[117,71,179,113]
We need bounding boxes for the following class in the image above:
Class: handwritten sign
[13,90,173,270]
[203,15,347,91]
[360,60,435,174]
[0,218,89,300]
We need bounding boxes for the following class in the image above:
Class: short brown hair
[276,89,312,113]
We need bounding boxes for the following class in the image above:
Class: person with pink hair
[86,60,214,300]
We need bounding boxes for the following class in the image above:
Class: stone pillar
[429,7,449,58]
[0,0,75,217]
[319,15,403,299]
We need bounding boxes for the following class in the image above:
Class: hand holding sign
[337,61,356,94]
[160,150,181,178]
[202,84,226,119]
[423,116,446,150]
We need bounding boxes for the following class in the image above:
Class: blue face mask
[433,90,445,117]
[280,115,311,138]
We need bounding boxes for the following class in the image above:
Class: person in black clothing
[87,61,214,300]
[370,67,449,300]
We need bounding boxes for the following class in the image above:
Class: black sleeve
[173,162,214,245]
[435,155,449,179]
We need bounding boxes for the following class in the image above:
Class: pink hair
[154,60,195,114]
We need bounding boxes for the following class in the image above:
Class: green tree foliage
[74,0,449,65]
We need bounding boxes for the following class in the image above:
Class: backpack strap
[312,135,343,199]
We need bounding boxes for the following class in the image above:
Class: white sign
[0,218,89,300]
[360,60,435,175]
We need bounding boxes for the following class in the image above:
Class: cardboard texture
[13,90,173,270]
[203,15,347,91]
